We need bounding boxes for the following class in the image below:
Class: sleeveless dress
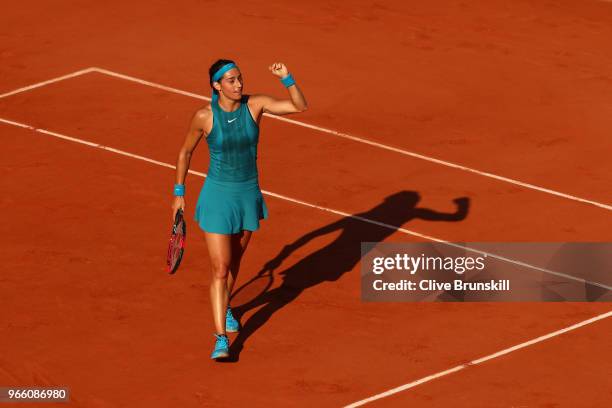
[194,94,269,234]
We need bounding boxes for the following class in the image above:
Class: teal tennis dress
[194,94,268,234]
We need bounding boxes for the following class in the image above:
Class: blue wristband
[281,73,295,88]
[173,184,185,197]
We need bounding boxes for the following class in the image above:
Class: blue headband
[211,62,238,104]
[212,63,238,83]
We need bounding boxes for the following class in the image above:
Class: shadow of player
[222,191,470,362]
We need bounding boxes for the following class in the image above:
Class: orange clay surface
[1,1,611,407]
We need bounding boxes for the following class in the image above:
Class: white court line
[344,310,612,407]
[2,116,611,293]
[0,67,95,99]
[0,117,201,175]
[0,66,610,211]
[89,67,612,212]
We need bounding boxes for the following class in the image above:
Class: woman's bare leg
[227,230,252,297]
[204,232,233,334]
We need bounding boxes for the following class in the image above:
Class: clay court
[1,0,611,406]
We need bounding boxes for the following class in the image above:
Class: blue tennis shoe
[210,334,230,359]
[226,307,240,333]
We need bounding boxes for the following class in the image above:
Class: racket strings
[167,210,186,273]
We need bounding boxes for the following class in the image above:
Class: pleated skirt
[194,176,268,234]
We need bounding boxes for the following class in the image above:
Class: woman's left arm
[254,62,308,115]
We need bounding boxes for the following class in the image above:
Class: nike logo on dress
[228,118,237,123]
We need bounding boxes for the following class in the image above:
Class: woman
[172,59,307,359]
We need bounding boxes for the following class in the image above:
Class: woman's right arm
[172,109,209,219]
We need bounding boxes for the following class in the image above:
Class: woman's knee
[210,261,231,280]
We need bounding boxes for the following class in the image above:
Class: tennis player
[172,59,307,359]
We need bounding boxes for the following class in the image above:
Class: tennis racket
[167,208,186,274]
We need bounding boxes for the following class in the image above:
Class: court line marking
[0,67,610,212]
[2,116,611,294]
[89,67,612,212]
[344,310,612,407]
[0,67,96,99]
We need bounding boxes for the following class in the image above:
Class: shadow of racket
[230,265,275,310]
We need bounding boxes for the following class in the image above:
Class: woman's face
[214,68,243,101]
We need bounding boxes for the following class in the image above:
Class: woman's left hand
[268,62,289,78]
